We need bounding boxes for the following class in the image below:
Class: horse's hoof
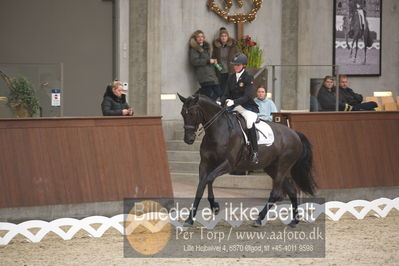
[185,218,194,226]
[252,219,262,228]
[212,203,220,215]
[288,220,299,228]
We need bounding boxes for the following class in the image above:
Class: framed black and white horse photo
[334,0,382,76]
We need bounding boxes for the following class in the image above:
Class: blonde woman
[189,30,221,100]
[101,80,133,116]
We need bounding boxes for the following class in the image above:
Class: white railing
[1,197,398,245]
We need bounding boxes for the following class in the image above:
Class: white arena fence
[1,197,398,245]
[335,41,380,50]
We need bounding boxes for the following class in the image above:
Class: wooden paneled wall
[273,112,399,189]
[0,117,173,208]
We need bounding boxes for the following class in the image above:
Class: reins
[184,106,227,137]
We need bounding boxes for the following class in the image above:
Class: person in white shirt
[254,87,278,122]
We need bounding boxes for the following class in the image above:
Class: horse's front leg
[185,160,230,225]
[253,160,293,227]
[353,39,359,63]
[208,181,220,215]
[363,39,367,65]
[349,39,354,58]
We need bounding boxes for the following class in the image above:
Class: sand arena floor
[1,210,398,266]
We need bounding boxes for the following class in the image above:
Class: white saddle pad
[255,121,275,146]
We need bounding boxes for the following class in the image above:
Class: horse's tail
[291,131,317,196]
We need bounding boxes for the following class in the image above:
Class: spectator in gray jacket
[189,30,221,101]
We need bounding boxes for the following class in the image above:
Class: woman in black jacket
[221,53,260,163]
[189,30,221,100]
[101,81,133,116]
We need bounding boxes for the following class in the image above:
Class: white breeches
[233,105,257,129]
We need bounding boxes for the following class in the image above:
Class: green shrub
[8,76,40,117]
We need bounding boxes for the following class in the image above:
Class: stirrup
[251,152,259,164]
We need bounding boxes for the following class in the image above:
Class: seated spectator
[254,87,277,121]
[338,75,363,105]
[317,76,377,111]
[101,80,133,116]
[339,75,377,110]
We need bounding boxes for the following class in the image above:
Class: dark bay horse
[178,94,317,227]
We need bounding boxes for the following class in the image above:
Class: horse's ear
[177,93,187,103]
[192,94,199,104]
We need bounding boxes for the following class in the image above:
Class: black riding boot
[248,124,259,164]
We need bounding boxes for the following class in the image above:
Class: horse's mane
[195,94,222,110]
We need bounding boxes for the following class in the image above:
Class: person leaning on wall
[212,27,239,94]
[189,29,222,101]
[101,80,133,116]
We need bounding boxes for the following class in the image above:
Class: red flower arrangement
[237,35,263,68]
[239,35,257,55]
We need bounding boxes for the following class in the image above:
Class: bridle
[183,104,227,136]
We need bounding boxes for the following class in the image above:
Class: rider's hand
[226,99,234,107]
[216,100,221,106]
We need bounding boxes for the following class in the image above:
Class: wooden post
[236,22,244,41]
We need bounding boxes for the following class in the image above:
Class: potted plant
[0,70,40,117]
[236,36,267,93]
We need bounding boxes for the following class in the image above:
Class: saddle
[231,112,275,146]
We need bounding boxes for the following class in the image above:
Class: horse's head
[178,93,203,144]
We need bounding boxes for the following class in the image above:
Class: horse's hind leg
[283,178,299,228]
[363,35,367,65]
[253,190,279,227]
[253,161,289,227]
[207,181,220,215]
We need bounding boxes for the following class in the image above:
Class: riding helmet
[231,53,248,65]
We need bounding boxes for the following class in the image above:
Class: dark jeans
[198,84,222,101]
[352,101,378,111]
[219,73,229,95]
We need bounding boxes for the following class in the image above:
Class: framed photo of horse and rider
[334,0,382,76]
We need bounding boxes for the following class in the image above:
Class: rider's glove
[226,99,234,107]
[216,100,221,106]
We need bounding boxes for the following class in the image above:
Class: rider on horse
[220,53,260,164]
[348,0,367,37]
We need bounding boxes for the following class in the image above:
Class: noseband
[183,125,196,130]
